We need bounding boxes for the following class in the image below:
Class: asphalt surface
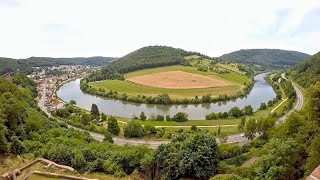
[38,76,304,149]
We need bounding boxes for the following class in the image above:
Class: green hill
[0,56,116,75]
[0,57,19,74]
[219,49,310,69]
[105,45,195,73]
[290,52,320,88]
[19,56,115,66]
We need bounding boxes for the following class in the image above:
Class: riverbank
[57,73,275,119]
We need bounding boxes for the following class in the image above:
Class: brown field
[127,71,233,89]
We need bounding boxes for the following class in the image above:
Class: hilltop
[290,51,320,88]
[105,45,204,73]
[219,49,310,69]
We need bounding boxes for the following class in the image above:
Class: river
[57,73,276,119]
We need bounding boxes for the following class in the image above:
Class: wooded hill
[290,51,320,88]
[0,56,115,75]
[219,49,310,69]
[20,56,115,66]
[104,45,202,74]
[0,57,20,75]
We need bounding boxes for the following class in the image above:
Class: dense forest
[0,58,19,74]
[290,51,320,88]
[219,49,310,69]
[106,46,194,73]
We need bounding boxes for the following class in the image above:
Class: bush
[123,120,144,138]
[172,112,188,122]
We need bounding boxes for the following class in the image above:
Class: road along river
[57,73,276,119]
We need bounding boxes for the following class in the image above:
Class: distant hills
[219,49,310,69]
[0,56,115,75]
[20,56,115,66]
[290,51,320,88]
[106,45,198,73]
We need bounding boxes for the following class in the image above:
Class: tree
[255,138,303,179]
[306,82,320,124]
[242,105,253,115]
[156,115,164,121]
[244,119,256,140]
[256,117,276,138]
[10,136,27,155]
[0,130,8,153]
[165,115,171,121]
[259,102,267,110]
[107,116,120,135]
[154,132,219,179]
[123,120,144,138]
[101,113,107,121]
[172,112,188,122]
[191,125,197,131]
[202,94,212,103]
[228,107,242,118]
[70,100,76,106]
[238,117,246,131]
[71,152,87,170]
[140,112,146,120]
[103,131,114,143]
[81,113,91,126]
[91,103,100,119]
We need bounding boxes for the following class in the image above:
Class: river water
[57,73,276,119]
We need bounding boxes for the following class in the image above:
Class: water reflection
[57,73,275,119]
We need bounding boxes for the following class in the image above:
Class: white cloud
[0,0,319,58]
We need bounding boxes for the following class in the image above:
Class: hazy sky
[1,0,320,58]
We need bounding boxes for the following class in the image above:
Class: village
[28,65,100,114]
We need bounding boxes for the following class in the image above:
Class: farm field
[127,71,233,89]
[90,65,248,99]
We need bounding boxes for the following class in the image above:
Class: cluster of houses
[29,65,100,112]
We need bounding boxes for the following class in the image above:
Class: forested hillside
[290,52,320,88]
[219,49,310,69]
[20,56,115,66]
[0,56,115,75]
[105,46,194,74]
[0,58,19,74]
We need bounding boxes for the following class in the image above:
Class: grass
[184,55,201,60]
[91,80,241,99]
[273,99,290,114]
[90,65,247,99]
[162,126,240,136]
[217,63,244,74]
[215,72,250,85]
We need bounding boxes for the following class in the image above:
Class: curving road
[38,75,304,149]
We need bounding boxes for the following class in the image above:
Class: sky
[0,0,320,59]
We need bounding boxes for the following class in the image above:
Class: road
[38,75,304,149]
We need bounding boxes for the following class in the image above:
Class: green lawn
[162,126,240,136]
[215,72,250,85]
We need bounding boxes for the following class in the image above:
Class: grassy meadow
[90,65,248,99]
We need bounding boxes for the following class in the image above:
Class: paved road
[222,76,304,145]
[38,76,304,149]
